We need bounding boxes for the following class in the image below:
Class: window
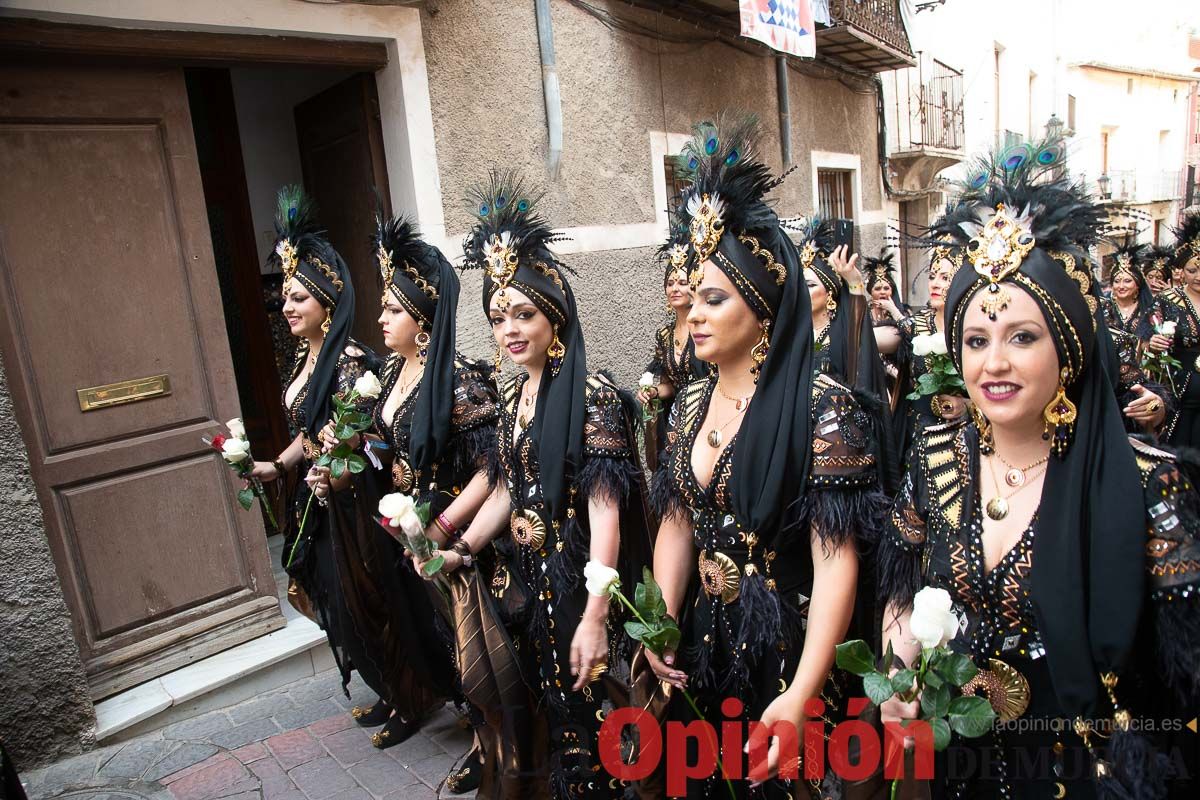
[664,156,688,219]
[1067,94,1076,132]
[817,169,854,221]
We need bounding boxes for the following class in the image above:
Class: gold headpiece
[800,240,818,272]
[277,239,300,290]
[687,193,726,289]
[931,235,965,275]
[485,232,519,311]
[666,243,689,272]
[377,244,395,305]
[1111,252,1137,282]
[966,205,1036,320]
[737,234,785,286]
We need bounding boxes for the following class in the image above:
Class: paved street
[19,670,475,800]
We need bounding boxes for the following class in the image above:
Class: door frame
[0,18,392,698]
[0,17,388,69]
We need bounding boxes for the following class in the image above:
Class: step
[93,536,331,742]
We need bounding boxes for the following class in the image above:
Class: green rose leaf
[347,457,366,474]
[624,620,649,643]
[921,682,951,719]
[924,670,944,689]
[891,668,917,695]
[948,696,996,739]
[835,640,877,677]
[415,501,432,526]
[937,652,978,686]
[863,672,896,706]
[330,459,346,480]
[930,717,952,752]
[421,554,445,577]
[236,486,255,511]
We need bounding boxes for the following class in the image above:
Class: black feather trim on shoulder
[650,461,688,523]
[576,454,639,506]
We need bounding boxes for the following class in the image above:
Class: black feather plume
[460,168,573,275]
[1172,211,1200,268]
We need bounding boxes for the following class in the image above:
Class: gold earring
[547,328,566,377]
[1042,367,1077,458]
[750,320,771,383]
[970,403,994,455]
[826,295,838,316]
[493,341,504,375]
[321,309,332,336]
[415,329,431,365]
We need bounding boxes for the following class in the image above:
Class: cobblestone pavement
[19,669,475,800]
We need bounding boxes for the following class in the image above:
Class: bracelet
[272,458,286,478]
[848,282,865,295]
[434,512,457,537]
[450,540,474,568]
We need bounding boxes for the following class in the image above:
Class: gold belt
[697,550,741,603]
[961,657,1031,722]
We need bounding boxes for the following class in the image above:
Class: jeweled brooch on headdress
[931,235,965,274]
[687,192,726,282]
[276,239,299,290]
[666,243,689,272]
[965,204,1036,320]
[484,232,519,310]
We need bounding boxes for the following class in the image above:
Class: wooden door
[295,73,391,353]
[0,64,283,699]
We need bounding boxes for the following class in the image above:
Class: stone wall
[0,356,95,769]
[422,0,886,385]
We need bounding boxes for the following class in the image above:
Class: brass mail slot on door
[77,374,172,412]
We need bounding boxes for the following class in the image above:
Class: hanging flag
[739,0,816,59]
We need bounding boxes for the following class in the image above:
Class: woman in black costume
[249,186,380,699]
[1097,240,1171,436]
[428,171,653,800]
[647,116,887,799]
[1154,212,1200,447]
[877,138,1200,799]
[640,230,709,470]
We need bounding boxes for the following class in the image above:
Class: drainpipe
[535,0,563,180]
[776,55,792,167]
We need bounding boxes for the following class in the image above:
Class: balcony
[883,53,965,191]
[1092,170,1183,204]
[624,0,913,73]
[818,0,916,72]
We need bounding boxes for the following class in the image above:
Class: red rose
[210,433,227,451]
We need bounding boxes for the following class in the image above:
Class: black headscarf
[674,115,814,536]
[269,186,355,438]
[462,170,585,524]
[940,139,1145,720]
[373,212,460,476]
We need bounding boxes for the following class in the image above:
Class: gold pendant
[509,509,546,550]
[697,549,741,603]
[961,658,1032,722]
[707,429,722,448]
[986,496,1009,520]
[1004,468,1025,488]
[391,458,413,492]
[518,413,529,429]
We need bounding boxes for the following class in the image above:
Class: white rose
[226,418,246,439]
[639,372,657,389]
[221,437,251,463]
[1160,320,1177,336]
[911,333,948,357]
[583,561,621,597]
[909,586,959,650]
[378,492,424,538]
[354,371,382,400]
